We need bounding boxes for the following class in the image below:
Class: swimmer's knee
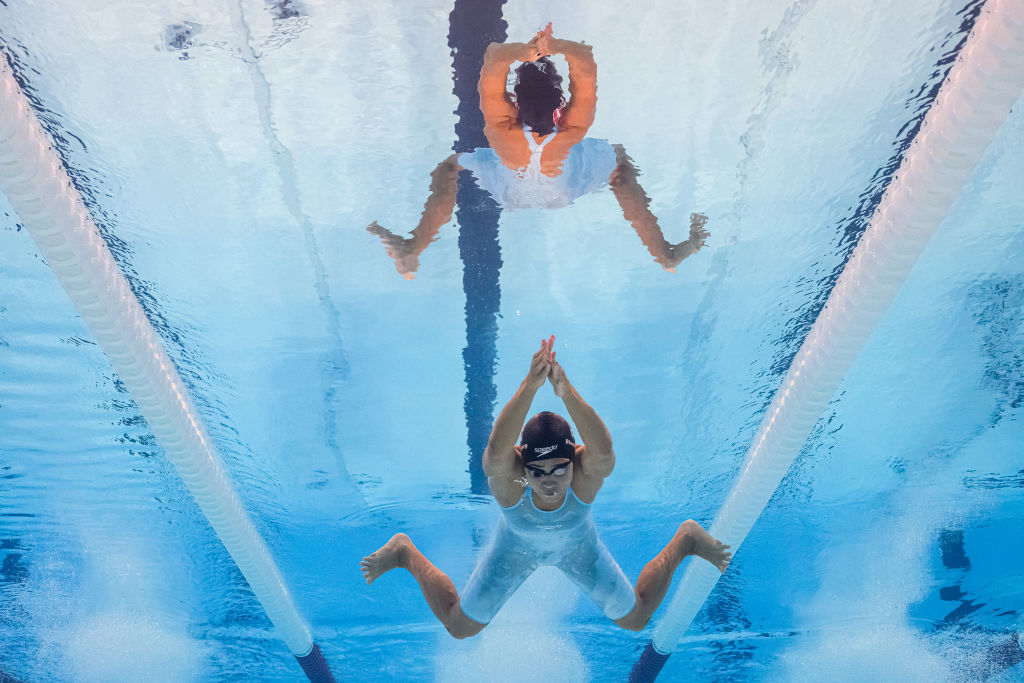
[446,606,487,639]
[448,618,486,640]
[450,626,483,640]
[614,612,648,632]
[613,597,650,632]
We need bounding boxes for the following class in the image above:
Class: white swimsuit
[457,126,618,210]
[459,487,637,624]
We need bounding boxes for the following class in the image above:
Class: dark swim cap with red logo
[520,411,576,464]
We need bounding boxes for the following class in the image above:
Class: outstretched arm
[483,338,554,500]
[366,154,461,279]
[547,351,615,479]
[478,24,598,171]
[609,144,710,272]
[528,25,598,166]
[479,40,538,128]
[538,29,597,137]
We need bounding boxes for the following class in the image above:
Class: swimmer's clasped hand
[527,22,554,59]
[525,336,554,391]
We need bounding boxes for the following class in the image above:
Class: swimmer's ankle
[677,519,701,558]
[392,532,413,570]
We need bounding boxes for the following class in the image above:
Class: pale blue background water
[0,0,1022,680]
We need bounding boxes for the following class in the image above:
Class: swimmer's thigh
[460,522,537,624]
[557,526,636,621]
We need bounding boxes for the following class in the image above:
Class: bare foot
[361,533,412,584]
[688,213,710,249]
[679,520,731,573]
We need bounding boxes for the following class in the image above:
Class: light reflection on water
[1,0,1023,680]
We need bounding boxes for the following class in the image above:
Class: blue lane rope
[295,643,336,683]
[629,642,671,683]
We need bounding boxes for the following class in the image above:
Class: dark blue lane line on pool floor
[447,0,508,495]
[936,529,987,627]
[934,598,1024,678]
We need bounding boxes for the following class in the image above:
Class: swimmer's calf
[614,520,731,632]
[361,533,486,639]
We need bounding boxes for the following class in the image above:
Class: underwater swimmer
[361,336,730,638]
[367,23,710,278]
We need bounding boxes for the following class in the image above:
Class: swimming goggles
[526,462,570,477]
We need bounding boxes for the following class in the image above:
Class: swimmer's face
[524,458,573,501]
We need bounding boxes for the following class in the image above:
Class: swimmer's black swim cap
[520,411,576,464]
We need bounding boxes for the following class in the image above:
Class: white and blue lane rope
[0,53,335,683]
[631,1,1024,679]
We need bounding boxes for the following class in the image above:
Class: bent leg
[614,520,731,632]
[459,522,538,625]
[361,533,485,639]
[556,524,637,623]
[366,154,462,279]
[608,144,709,272]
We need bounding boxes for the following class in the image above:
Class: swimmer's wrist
[551,38,591,58]
[548,38,569,54]
[522,377,544,393]
[484,42,530,65]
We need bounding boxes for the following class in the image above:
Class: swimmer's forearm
[549,38,596,78]
[483,42,533,68]
[484,380,539,474]
[480,43,533,102]
[560,383,613,461]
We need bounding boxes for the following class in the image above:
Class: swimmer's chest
[503,490,591,536]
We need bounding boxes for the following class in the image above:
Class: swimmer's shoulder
[483,118,531,171]
[488,445,527,508]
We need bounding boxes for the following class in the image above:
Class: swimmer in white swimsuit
[361,337,731,638]
[366,23,711,279]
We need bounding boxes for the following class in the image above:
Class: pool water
[1,0,1022,681]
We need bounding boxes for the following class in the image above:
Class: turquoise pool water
[1,0,1022,680]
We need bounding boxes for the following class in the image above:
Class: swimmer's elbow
[482,447,497,476]
[480,42,510,73]
[593,461,615,479]
[582,448,615,478]
[482,445,511,477]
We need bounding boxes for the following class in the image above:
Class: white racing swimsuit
[457,126,618,210]
[459,487,637,624]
